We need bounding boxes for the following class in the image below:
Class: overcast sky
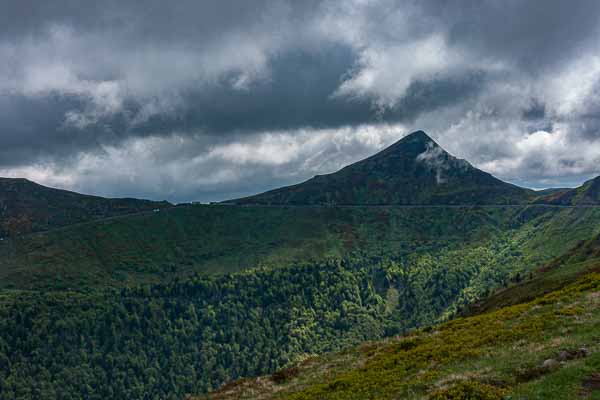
[2,0,600,202]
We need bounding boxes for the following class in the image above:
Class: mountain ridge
[228,130,536,206]
[536,175,600,206]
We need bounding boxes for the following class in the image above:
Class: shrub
[429,380,507,400]
[271,366,300,384]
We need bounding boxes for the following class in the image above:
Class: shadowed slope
[0,178,171,236]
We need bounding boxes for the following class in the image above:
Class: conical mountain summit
[228,130,534,205]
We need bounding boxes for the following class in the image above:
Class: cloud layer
[1,0,600,201]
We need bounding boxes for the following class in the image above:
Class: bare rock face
[541,359,559,370]
[557,347,590,362]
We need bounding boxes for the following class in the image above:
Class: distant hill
[536,175,600,205]
[228,130,535,205]
[0,178,171,236]
[534,187,570,197]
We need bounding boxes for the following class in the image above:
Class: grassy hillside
[2,204,599,291]
[0,177,171,237]
[0,204,536,290]
[198,242,600,400]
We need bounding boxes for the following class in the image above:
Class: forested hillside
[198,236,600,400]
[0,251,545,399]
[1,206,600,399]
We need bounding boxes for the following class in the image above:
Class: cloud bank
[1,0,600,201]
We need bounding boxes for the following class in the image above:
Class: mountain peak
[374,130,439,163]
[403,130,433,142]
[388,130,436,150]
[228,130,533,206]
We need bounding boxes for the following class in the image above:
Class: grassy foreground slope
[198,240,600,400]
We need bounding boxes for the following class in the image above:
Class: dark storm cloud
[0,0,319,40]
[521,99,546,121]
[134,49,487,136]
[0,94,88,166]
[313,0,600,73]
[1,0,600,200]
[0,93,141,167]
[0,33,486,168]
[135,46,371,135]
[0,0,336,166]
[424,0,600,72]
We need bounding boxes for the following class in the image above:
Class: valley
[3,3,600,399]
[1,131,599,399]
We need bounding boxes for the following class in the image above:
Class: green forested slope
[1,206,600,399]
[199,241,600,400]
[0,252,541,399]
